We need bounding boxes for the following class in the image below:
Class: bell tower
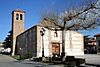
[12,9,25,56]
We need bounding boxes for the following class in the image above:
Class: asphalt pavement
[0,54,34,67]
[75,54,100,66]
[0,54,100,67]
[0,54,63,67]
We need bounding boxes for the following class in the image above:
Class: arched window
[54,31,58,37]
[16,14,19,20]
[20,14,22,20]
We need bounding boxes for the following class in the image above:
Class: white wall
[65,31,84,56]
[37,26,84,57]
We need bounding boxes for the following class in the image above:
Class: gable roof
[38,18,62,30]
[94,33,100,37]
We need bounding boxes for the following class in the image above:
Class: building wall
[0,42,3,46]
[65,31,84,56]
[16,26,37,57]
[0,42,4,52]
[96,36,100,54]
[36,26,84,57]
[12,10,25,56]
[16,25,84,57]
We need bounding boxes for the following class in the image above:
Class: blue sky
[0,0,100,41]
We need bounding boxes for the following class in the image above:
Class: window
[98,41,100,46]
[54,31,58,37]
[20,14,22,20]
[16,14,19,20]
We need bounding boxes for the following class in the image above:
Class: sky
[0,0,100,41]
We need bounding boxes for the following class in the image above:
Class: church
[11,9,84,57]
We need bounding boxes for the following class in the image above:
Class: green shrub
[66,62,76,67]
[16,52,33,60]
[12,55,21,60]
[65,56,75,62]
[23,52,32,59]
[52,57,61,61]
[33,57,42,61]
[65,56,85,66]
[75,58,85,66]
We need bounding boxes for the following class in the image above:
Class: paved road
[0,54,63,67]
[85,54,100,65]
[0,54,35,67]
[0,54,100,67]
[75,54,100,66]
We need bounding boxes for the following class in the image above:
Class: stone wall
[16,26,37,57]
[11,10,25,56]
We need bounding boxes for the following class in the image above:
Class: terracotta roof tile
[38,19,60,29]
[94,33,100,37]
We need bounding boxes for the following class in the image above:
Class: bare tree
[40,0,100,61]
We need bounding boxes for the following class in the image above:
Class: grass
[11,55,22,60]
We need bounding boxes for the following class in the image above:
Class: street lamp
[40,28,45,57]
[19,48,22,59]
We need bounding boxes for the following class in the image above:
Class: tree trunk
[61,29,66,62]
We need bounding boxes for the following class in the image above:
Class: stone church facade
[11,9,84,57]
[16,26,84,57]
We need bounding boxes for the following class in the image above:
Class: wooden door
[52,43,60,55]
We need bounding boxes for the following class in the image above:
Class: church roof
[38,18,62,30]
[94,33,100,37]
[12,9,25,13]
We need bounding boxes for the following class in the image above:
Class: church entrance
[52,43,60,56]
